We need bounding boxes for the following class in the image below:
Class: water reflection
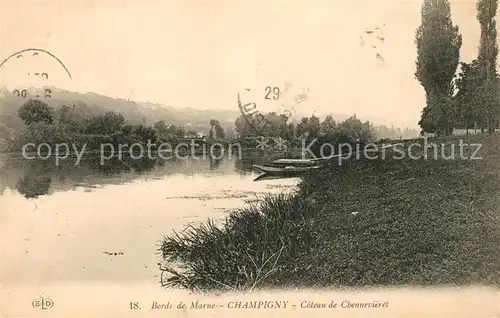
[0,151,274,198]
[208,155,222,170]
[16,173,52,198]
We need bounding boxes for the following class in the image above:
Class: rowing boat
[272,158,317,166]
[252,143,402,181]
[253,165,321,173]
[252,164,321,181]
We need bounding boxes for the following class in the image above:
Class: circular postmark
[0,48,74,160]
[237,82,311,133]
[0,48,73,101]
[237,80,313,152]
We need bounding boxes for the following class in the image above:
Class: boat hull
[252,164,321,179]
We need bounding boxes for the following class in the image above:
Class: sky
[0,0,488,128]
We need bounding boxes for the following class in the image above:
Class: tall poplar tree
[476,0,499,132]
[415,0,462,135]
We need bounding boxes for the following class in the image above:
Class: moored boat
[271,158,318,166]
[252,164,321,180]
[253,142,402,181]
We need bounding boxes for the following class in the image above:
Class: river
[1,153,299,287]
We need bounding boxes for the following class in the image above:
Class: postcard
[0,1,498,317]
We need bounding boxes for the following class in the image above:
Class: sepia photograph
[0,1,498,317]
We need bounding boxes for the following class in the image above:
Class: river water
[1,153,298,287]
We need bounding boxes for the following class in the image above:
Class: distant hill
[0,86,419,139]
[0,86,240,134]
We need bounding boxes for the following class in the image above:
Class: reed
[159,193,317,291]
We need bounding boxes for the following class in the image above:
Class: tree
[308,115,321,137]
[215,124,225,139]
[360,120,376,142]
[209,119,217,139]
[263,112,288,137]
[0,122,13,151]
[84,111,125,134]
[102,111,125,132]
[166,125,185,137]
[133,124,157,143]
[56,105,82,132]
[186,130,198,137]
[209,119,225,139]
[235,115,255,137]
[296,115,320,138]
[17,99,54,125]
[58,105,72,125]
[415,0,462,135]
[320,115,337,136]
[453,61,483,133]
[282,122,295,140]
[337,115,366,142]
[154,120,168,134]
[476,0,499,132]
[419,103,442,134]
[296,118,309,138]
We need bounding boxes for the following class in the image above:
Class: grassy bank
[159,134,499,291]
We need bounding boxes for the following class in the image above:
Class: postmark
[0,48,73,102]
[0,48,74,164]
[237,82,312,151]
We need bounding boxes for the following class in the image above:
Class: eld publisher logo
[32,297,54,310]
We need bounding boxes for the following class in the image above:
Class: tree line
[5,99,223,151]
[235,112,375,142]
[416,0,499,135]
[5,96,419,153]
[234,112,419,145]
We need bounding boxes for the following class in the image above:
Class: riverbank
[159,133,499,291]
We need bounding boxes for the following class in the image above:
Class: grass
[159,193,317,291]
[159,133,499,291]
